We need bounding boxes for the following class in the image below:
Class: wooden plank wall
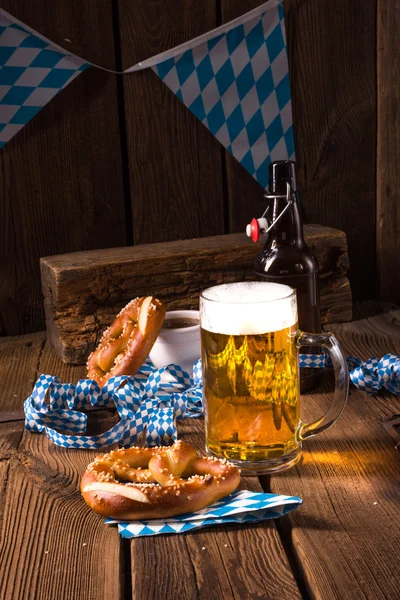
[0,0,126,335]
[0,0,397,336]
[285,0,377,302]
[377,1,400,304]
[117,0,225,244]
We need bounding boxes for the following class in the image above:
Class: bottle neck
[268,193,305,247]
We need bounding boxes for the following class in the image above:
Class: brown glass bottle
[254,160,321,392]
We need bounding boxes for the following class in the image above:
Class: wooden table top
[0,301,399,600]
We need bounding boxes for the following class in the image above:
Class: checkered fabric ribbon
[1,1,293,185]
[105,489,302,538]
[299,353,400,395]
[346,354,400,395]
[24,359,203,449]
[24,352,398,449]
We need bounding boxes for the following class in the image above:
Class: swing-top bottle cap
[269,160,297,194]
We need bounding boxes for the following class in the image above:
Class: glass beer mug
[200,281,349,474]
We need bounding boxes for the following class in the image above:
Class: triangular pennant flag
[0,0,294,178]
[152,1,294,189]
[0,11,88,148]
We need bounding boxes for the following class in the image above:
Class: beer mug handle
[296,331,349,440]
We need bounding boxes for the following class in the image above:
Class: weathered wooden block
[40,225,352,364]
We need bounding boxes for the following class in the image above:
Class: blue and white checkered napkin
[105,489,302,538]
[24,359,203,449]
[299,353,400,395]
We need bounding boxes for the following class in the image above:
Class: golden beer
[201,325,300,463]
[200,281,301,470]
[200,281,349,473]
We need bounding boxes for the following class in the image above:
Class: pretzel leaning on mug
[87,296,165,388]
[81,440,241,520]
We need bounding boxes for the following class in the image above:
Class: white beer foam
[200,282,297,335]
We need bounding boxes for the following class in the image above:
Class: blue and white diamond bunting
[1,0,293,184]
[153,2,294,188]
[0,11,88,148]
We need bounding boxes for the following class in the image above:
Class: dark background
[1,0,398,336]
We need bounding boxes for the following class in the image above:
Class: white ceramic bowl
[149,310,201,374]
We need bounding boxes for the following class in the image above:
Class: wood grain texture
[284,0,377,300]
[117,0,225,244]
[269,419,400,600]
[0,332,46,412]
[40,227,352,363]
[0,0,126,336]
[0,421,24,463]
[352,300,400,327]
[130,416,301,600]
[38,335,87,383]
[1,0,119,68]
[0,436,123,600]
[0,303,399,599]
[377,1,400,303]
[0,337,122,600]
[0,421,25,538]
[116,0,217,65]
[329,302,400,370]
[269,302,400,600]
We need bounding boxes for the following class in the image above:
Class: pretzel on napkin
[81,440,240,520]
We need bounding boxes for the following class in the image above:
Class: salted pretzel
[81,440,240,520]
[87,297,165,387]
